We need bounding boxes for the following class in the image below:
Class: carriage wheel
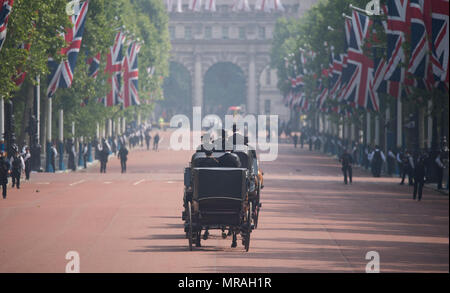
[188,201,193,251]
[244,202,252,252]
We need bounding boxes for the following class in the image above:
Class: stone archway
[203,62,247,118]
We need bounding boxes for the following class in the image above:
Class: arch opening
[203,62,247,119]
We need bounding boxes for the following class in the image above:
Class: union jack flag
[342,11,377,111]
[87,52,101,78]
[406,0,433,89]
[0,0,13,52]
[204,0,216,11]
[47,1,89,98]
[105,31,126,106]
[316,87,328,112]
[385,0,409,83]
[426,0,449,84]
[329,54,343,99]
[336,19,354,103]
[122,41,141,108]
[232,0,250,12]
[189,0,202,11]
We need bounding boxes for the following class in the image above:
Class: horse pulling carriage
[182,147,263,251]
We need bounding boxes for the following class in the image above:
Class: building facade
[168,0,318,123]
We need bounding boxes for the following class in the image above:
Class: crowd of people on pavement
[282,125,449,201]
[0,120,163,199]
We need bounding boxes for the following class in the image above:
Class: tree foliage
[1,0,170,141]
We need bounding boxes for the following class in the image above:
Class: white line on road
[104,181,112,184]
[69,180,86,187]
[133,179,145,186]
[36,182,50,185]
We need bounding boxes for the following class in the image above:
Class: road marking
[36,182,50,185]
[104,181,112,184]
[69,180,86,186]
[133,179,145,186]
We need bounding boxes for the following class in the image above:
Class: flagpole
[396,89,402,149]
[46,96,53,172]
[0,98,4,142]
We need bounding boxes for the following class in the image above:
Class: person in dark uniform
[300,132,305,149]
[82,143,88,169]
[10,148,25,189]
[413,151,427,201]
[99,139,110,173]
[0,151,11,199]
[387,148,396,176]
[340,148,353,184]
[145,129,152,151]
[400,150,414,185]
[153,133,160,151]
[118,145,129,173]
[435,150,445,190]
[23,147,32,180]
[293,133,298,148]
[67,139,76,171]
[196,150,219,167]
[218,151,241,168]
[370,146,385,177]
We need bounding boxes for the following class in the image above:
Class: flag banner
[204,0,216,11]
[47,0,89,98]
[407,0,433,89]
[122,41,141,108]
[425,0,449,84]
[232,0,250,12]
[189,0,202,11]
[342,11,376,111]
[0,0,13,52]
[105,31,126,106]
[385,0,409,83]
[255,0,271,12]
[87,52,101,78]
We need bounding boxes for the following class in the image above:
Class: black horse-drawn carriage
[182,147,262,251]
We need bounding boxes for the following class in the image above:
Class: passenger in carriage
[196,150,220,167]
[218,150,241,168]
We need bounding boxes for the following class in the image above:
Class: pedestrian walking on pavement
[99,139,110,173]
[400,150,414,185]
[23,147,32,180]
[387,148,396,176]
[340,148,353,185]
[369,146,385,177]
[293,133,298,148]
[434,150,445,190]
[50,142,58,172]
[145,129,152,151]
[0,151,11,199]
[300,132,305,149]
[153,133,160,151]
[10,147,25,189]
[413,151,427,201]
[118,145,129,173]
[82,143,88,169]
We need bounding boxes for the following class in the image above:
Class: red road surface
[0,131,448,273]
